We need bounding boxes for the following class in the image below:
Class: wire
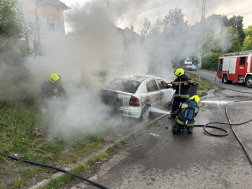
[190,0,198,26]
[121,0,174,17]
[0,152,109,189]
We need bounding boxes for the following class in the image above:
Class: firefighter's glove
[188,80,195,84]
[167,84,173,89]
[171,82,175,86]
[195,82,199,86]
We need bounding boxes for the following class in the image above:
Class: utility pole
[106,0,109,10]
[34,0,41,55]
[197,0,206,80]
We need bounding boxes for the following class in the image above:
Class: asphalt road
[69,71,252,189]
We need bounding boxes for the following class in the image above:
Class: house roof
[39,0,70,10]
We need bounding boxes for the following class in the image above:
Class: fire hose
[193,87,252,165]
[0,151,109,189]
[0,126,108,188]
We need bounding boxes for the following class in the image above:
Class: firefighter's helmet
[174,68,184,77]
[49,73,61,83]
[190,95,200,104]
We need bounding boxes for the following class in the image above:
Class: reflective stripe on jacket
[175,102,199,126]
[173,74,191,98]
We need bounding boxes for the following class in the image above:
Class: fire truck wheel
[223,75,231,84]
[245,76,252,88]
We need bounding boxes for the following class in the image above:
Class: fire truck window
[218,59,223,73]
[240,57,246,66]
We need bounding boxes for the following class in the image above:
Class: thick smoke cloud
[0,0,239,141]
[24,1,150,140]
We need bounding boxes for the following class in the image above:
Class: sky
[61,0,252,34]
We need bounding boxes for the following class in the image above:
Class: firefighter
[39,73,66,112]
[168,68,196,119]
[172,95,200,134]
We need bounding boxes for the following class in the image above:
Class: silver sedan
[101,74,175,120]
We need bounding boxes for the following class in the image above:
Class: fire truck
[217,50,252,88]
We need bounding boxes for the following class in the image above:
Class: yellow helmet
[174,68,184,77]
[49,73,61,83]
[190,95,200,104]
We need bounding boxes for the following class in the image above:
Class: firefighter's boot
[172,124,180,134]
[187,126,193,133]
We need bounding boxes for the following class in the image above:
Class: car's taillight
[129,96,140,107]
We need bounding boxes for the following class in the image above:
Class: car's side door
[156,79,174,104]
[146,79,162,107]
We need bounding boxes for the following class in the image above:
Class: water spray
[151,107,170,114]
[201,100,232,104]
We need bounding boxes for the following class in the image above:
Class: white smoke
[24,1,150,140]
[1,0,240,140]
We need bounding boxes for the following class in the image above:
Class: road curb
[28,114,167,189]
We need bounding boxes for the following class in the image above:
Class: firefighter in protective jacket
[168,68,197,119]
[172,95,200,134]
[41,73,66,99]
[39,73,66,112]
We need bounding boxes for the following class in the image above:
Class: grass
[41,152,108,189]
[11,168,33,189]
[39,131,140,189]
[0,105,114,189]
[185,71,215,97]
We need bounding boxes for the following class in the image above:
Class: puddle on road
[149,133,160,137]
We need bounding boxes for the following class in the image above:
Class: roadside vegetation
[0,105,118,188]
[41,132,138,189]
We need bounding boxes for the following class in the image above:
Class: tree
[243,26,252,51]
[162,8,188,38]
[140,18,151,38]
[0,0,31,65]
[141,8,196,76]
[202,52,222,70]
[204,14,229,35]
[244,25,252,36]
[228,15,245,46]
[163,8,188,27]
[209,26,241,53]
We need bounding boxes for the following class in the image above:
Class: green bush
[202,52,223,71]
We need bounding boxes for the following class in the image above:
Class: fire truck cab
[217,50,252,88]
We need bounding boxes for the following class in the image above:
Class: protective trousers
[171,97,189,115]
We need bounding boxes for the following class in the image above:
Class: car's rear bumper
[117,106,142,118]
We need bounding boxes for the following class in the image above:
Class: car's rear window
[107,79,141,94]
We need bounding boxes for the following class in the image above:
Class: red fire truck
[217,50,252,88]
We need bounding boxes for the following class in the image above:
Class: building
[19,0,70,51]
[117,25,142,47]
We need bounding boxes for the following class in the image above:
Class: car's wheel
[245,76,252,88]
[223,74,231,84]
[140,105,151,120]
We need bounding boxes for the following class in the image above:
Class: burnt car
[101,74,175,120]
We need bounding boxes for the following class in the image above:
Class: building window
[47,19,55,32]
[240,57,246,66]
